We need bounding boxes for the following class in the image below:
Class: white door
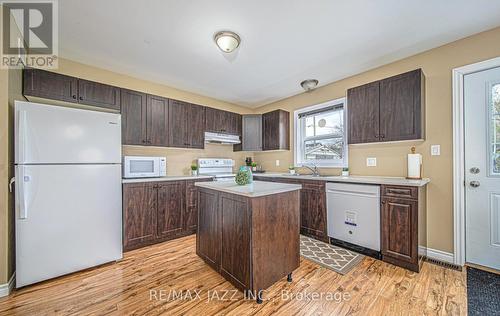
[15,101,121,164]
[15,164,123,287]
[464,66,500,270]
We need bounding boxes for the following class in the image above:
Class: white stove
[197,158,236,182]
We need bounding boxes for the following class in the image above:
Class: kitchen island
[195,180,302,303]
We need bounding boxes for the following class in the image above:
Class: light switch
[366,157,377,167]
[431,145,441,156]
[275,160,280,167]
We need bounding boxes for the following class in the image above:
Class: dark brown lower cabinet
[253,176,327,242]
[381,185,426,272]
[196,188,300,298]
[156,181,185,239]
[122,182,157,250]
[123,178,212,251]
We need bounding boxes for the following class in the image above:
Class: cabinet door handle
[72,95,77,99]
[79,96,83,101]
[374,134,380,139]
[380,134,385,139]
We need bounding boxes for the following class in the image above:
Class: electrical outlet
[275,160,280,167]
[366,157,377,167]
[431,145,441,156]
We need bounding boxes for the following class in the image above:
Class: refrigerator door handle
[9,177,15,193]
[18,167,29,219]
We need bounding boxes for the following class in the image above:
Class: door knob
[470,181,480,188]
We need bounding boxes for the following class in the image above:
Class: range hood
[204,132,241,145]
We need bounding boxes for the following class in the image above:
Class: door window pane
[491,84,500,174]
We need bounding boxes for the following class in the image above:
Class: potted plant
[190,164,198,176]
[288,165,296,175]
[251,162,257,172]
[342,167,349,177]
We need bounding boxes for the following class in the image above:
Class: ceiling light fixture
[214,31,241,53]
[300,79,319,92]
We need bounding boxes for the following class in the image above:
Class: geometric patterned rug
[300,235,365,275]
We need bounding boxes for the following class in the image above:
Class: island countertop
[194,180,302,197]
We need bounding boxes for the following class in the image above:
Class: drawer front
[381,185,417,199]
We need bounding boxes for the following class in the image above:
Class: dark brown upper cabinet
[77,79,121,110]
[121,89,147,146]
[379,70,425,142]
[169,100,205,149]
[205,107,242,135]
[121,91,168,146]
[262,109,290,151]
[23,68,120,111]
[23,68,78,103]
[347,69,425,144]
[187,103,206,148]
[147,95,169,146]
[347,82,380,144]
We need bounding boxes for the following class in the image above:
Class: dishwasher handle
[326,189,379,198]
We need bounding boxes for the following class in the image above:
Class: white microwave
[123,156,167,178]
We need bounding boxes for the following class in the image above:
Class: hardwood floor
[0,235,467,315]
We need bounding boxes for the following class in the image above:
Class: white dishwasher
[326,183,380,251]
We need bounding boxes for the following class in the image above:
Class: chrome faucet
[303,164,320,177]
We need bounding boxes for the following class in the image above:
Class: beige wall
[254,26,500,253]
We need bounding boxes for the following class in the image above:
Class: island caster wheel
[287,273,292,282]
[256,290,263,304]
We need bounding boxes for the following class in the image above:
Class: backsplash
[123,144,253,176]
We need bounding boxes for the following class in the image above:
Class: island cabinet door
[219,193,252,291]
[156,181,185,239]
[196,188,221,271]
[123,183,158,251]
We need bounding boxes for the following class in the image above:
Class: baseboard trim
[0,272,15,297]
[419,246,454,264]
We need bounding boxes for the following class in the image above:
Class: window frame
[294,97,348,168]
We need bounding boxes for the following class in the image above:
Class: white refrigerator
[14,101,123,288]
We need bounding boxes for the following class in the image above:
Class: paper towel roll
[407,153,422,179]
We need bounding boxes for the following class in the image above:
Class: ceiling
[59,0,500,108]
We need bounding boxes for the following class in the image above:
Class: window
[294,98,347,167]
[490,83,500,175]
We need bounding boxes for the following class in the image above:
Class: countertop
[253,173,430,187]
[122,175,213,184]
[194,180,302,198]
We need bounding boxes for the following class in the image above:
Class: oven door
[123,156,160,178]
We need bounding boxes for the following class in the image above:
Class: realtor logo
[1,0,58,68]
